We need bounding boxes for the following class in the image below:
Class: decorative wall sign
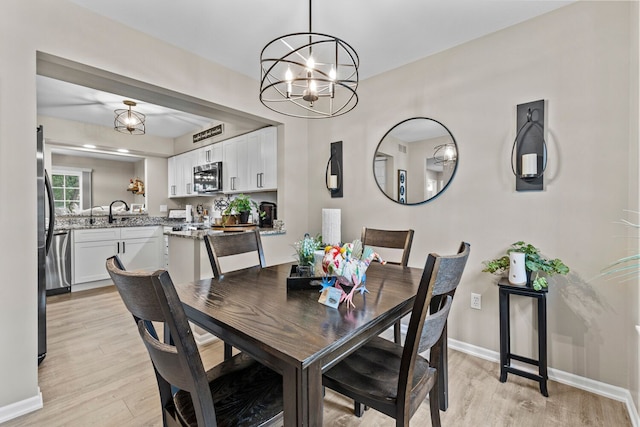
[193,124,224,143]
[398,169,407,204]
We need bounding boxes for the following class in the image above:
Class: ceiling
[38,0,574,140]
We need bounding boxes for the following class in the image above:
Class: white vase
[509,252,527,285]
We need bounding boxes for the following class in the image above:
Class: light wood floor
[4,286,631,426]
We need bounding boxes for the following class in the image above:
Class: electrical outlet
[471,293,482,310]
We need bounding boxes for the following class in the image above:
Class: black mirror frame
[373,117,459,206]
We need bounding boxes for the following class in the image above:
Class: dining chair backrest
[203,229,266,278]
[361,227,414,266]
[431,241,470,299]
[416,243,468,355]
[396,246,468,416]
[106,256,216,426]
[362,227,415,344]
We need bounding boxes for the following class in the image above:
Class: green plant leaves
[482,241,569,288]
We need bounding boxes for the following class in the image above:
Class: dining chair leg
[354,401,365,417]
[429,386,441,427]
[394,320,402,344]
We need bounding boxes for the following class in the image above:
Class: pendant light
[114,100,146,135]
[259,0,359,119]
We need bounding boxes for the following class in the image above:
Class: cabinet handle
[206,150,211,163]
[186,183,191,194]
[256,173,260,188]
[260,173,264,188]
[231,177,236,191]
[171,185,176,196]
[122,241,126,254]
[117,241,120,254]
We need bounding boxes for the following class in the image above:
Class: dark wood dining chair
[361,227,415,344]
[430,241,470,411]
[203,229,266,359]
[106,256,283,427]
[203,229,266,279]
[323,242,470,426]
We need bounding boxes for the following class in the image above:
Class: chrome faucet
[108,200,130,224]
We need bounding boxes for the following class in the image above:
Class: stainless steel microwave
[194,162,223,193]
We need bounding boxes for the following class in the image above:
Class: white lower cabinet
[72,226,163,284]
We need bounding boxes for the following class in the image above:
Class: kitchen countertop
[165,227,285,239]
[54,214,184,231]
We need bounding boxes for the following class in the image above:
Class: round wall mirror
[373,117,458,205]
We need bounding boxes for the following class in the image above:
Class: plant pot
[508,252,527,285]
[222,214,239,225]
[239,211,250,224]
[525,270,533,288]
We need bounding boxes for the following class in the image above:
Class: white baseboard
[448,338,640,427]
[190,323,220,346]
[0,388,43,423]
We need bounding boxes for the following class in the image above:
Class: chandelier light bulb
[329,66,336,81]
[306,56,315,71]
[445,146,455,160]
[285,67,293,82]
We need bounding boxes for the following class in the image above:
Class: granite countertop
[54,214,184,231]
[165,227,285,240]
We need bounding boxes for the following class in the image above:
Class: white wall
[308,0,639,397]
[0,0,308,414]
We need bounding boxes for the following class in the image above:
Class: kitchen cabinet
[196,143,222,165]
[72,226,163,284]
[247,126,277,191]
[168,144,222,198]
[168,150,197,198]
[169,127,277,196]
[222,134,249,192]
[223,127,277,193]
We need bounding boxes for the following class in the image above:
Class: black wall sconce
[511,99,547,191]
[325,141,343,198]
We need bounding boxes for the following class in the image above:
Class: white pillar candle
[328,175,338,190]
[322,208,341,246]
[521,153,537,177]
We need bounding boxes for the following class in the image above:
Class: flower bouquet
[321,239,385,308]
[292,233,323,277]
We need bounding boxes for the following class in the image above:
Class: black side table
[498,278,548,397]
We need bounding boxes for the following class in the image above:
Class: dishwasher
[46,230,72,295]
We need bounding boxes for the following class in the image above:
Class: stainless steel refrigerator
[37,125,54,365]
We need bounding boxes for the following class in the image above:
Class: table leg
[282,363,324,427]
[499,289,509,383]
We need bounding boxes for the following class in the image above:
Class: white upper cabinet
[168,150,198,198]
[251,126,277,191]
[196,142,222,165]
[222,134,248,192]
[223,127,277,193]
[169,127,277,197]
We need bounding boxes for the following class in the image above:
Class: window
[51,169,82,212]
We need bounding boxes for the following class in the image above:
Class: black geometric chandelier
[114,100,145,135]
[259,0,359,119]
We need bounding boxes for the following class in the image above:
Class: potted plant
[292,233,323,277]
[482,241,569,290]
[223,194,263,224]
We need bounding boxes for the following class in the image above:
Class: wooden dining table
[174,261,425,426]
